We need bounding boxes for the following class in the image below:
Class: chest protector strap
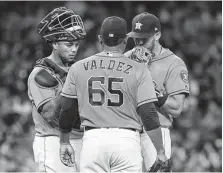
[35,58,67,81]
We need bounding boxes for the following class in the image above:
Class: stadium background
[0,1,221,172]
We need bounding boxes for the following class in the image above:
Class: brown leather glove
[130,46,154,65]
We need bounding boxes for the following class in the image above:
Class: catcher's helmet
[37,7,86,43]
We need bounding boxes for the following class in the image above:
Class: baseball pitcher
[125,12,190,172]
[59,16,167,172]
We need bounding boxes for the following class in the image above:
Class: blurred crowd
[0,1,221,172]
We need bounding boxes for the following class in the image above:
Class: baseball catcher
[27,7,86,172]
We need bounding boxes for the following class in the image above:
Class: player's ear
[52,42,59,50]
[155,31,161,41]
[98,35,103,45]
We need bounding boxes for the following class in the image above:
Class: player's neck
[48,52,68,67]
[153,43,163,59]
[103,45,124,54]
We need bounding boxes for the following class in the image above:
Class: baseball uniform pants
[33,135,82,172]
[140,127,171,171]
[80,128,143,172]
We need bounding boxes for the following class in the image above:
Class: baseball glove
[129,46,154,65]
[149,159,171,172]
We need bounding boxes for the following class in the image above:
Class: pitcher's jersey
[27,61,83,139]
[61,51,157,132]
[125,49,190,127]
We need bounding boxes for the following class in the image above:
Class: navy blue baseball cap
[128,12,161,38]
[100,16,127,39]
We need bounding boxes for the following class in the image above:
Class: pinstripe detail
[137,98,158,107]
[36,97,53,111]
[61,92,77,98]
[168,89,189,96]
[151,53,174,63]
[44,137,46,171]
[35,81,59,89]
[164,129,166,155]
[161,128,166,157]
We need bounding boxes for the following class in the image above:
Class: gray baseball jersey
[28,64,83,139]
[125,48,190,127]
[61,51,157,131]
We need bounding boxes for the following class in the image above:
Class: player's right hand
[60,142,75,167]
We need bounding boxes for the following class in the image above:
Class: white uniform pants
[140,127,171,171]
[33,135,82,172]
[80,128,143,172]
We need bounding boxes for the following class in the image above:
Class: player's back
[71,51,152,131]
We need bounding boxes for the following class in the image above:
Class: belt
[84,126,141,133]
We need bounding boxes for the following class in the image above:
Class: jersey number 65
[88,76,124,107]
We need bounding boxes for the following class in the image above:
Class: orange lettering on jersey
[99,60,105,69]
[108,60,115,70]
[123,65,133,74]
[116,61,125,71]
[83,61,89,70]
[91,60,97,70]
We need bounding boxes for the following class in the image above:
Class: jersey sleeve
[61,65,77,98]
[124,49,133,59]
[137,65,157,107]
[165,65,190,96]
[28,79,55,111]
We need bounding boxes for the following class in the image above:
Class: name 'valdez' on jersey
[82,57,133,74]
[61,51,157,131]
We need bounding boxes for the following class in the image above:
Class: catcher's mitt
[130,46,154,65]
[149,159,171,172]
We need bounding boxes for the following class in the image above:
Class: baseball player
[27,7,86,172]
[125,12,190,172]
[58,16,167,172]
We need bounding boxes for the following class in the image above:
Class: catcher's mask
[37,7,86,43]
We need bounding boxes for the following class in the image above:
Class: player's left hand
[60,142,75,167]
